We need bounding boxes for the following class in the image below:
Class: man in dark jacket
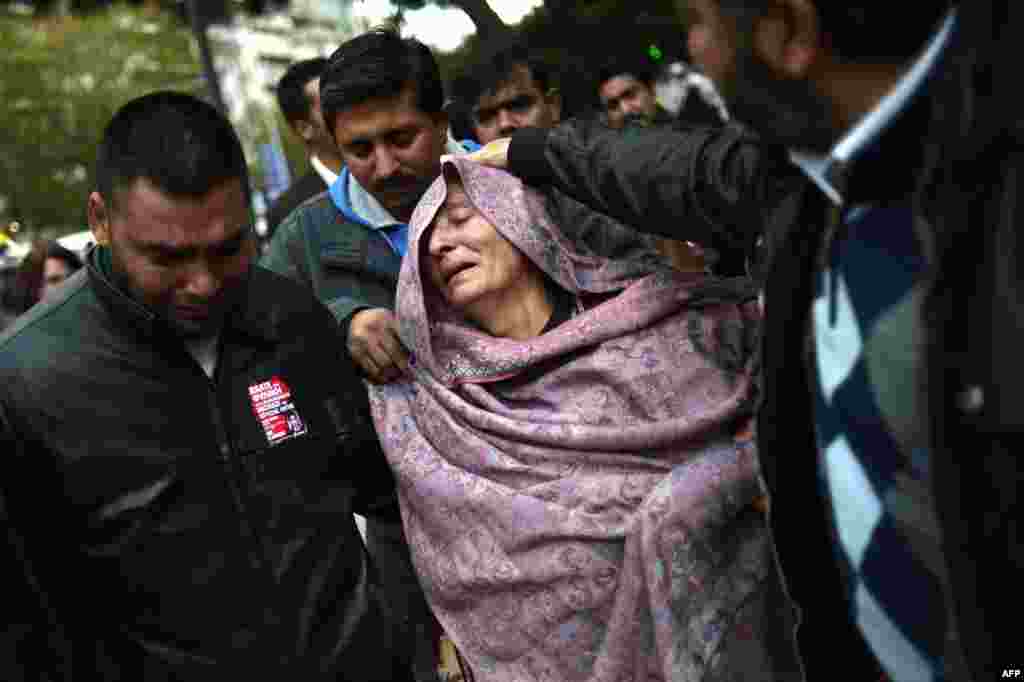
[0,91,409,681]
[264,57,343,241]
[465,1,1019,680]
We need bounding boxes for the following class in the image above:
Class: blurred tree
[384,0,513,45]
[0,3,203,237]
[21,0,288,21]
[435,0,685,119]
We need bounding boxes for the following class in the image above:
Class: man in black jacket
[466,1,1019,679]
[0,91,410,680]
[265,58,343,241]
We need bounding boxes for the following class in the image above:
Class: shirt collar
[789,8,956,206]
[309,154,339,187]
[343,134,469,229]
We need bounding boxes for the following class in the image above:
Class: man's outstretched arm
[462,119,799,270]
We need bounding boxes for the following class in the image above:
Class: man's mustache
[376,174,426,193]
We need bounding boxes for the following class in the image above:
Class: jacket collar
[87,245,279,345]
[790,7,957,206]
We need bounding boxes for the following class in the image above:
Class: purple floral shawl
[367,159,800,681]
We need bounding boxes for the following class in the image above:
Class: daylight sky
[350,0,543,52]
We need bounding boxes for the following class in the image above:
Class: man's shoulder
[281,190,334,225]
[0,271,93,353]
[274,190,369,240]
[0,271,98,385]
[272,170,325,203]
[246,265,336,328]
[266,190,375,271]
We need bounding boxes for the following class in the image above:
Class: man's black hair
[596,56,658,90]
[445,78,479,142]
[452,45,554,108]
[276,57,328,125]
[95,91,249,208]
[716,0,955,64]
[320,28,444,136]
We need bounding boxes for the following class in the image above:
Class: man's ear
[753,0,821,79]
[434,110,450,144]
[88,191,111,246]
[547,88,562,124]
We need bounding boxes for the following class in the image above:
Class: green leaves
[0,4,201,237]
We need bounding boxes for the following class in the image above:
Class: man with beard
[261,28,477,682]
[464,1,1020,680]
[595,57,674,130]
[0,91,407,680]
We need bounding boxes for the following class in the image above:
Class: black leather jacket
[0,251,404,680]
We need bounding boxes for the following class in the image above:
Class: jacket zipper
[205,380,266,572]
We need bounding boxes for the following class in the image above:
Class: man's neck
[817,8,956,156]
[816,59,909,136]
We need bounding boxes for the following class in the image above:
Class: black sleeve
[0,401,73,681]
[322,319,401,521]
[507,119,799,271]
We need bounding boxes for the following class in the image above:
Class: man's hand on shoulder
[449,137,510,170]
[347,308,409,384]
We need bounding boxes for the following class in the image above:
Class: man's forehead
[600,74,642,99]
[113,178,248,237]
[476,66,541,108]
[333,88,432,141]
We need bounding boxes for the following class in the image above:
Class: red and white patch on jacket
[248,376,307,445]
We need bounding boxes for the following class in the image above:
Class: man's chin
[379,180,434,215]
[165,309,225,339]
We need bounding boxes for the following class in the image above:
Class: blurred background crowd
[0,0,716,325]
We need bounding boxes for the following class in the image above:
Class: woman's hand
[447,137,510,170]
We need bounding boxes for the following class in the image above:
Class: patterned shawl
[367,158,800,681]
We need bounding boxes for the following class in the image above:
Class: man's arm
[480,119,799,269]
[261,204,407,383]
[318,320,400,520]
[0,401,73,681]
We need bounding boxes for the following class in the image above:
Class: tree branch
[445,0,511,46]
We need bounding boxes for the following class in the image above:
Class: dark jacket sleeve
[507,118,799,274]
[542,186,665,264]
[316,314,399,521]
[0,400,73,681]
